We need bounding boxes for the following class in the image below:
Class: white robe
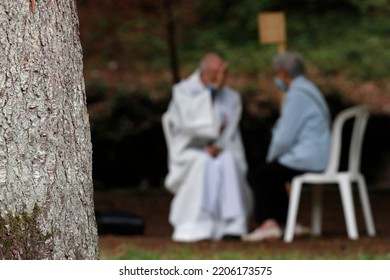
[162,70,253,242]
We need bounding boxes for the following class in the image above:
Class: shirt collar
[289,75,306,89]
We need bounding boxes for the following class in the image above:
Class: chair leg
[311,185,323,236]
[284,179,302,243]
[338,176,359,240]
[356,175,376,236]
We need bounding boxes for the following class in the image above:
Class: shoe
[241,226,282,242]
[294,224,311,236]
[281,223,311,238]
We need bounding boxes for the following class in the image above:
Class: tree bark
[0,0,98,259]
[163,0,180,84]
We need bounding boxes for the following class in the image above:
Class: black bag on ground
[95,210,145,235]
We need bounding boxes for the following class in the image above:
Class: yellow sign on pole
[258,12,286,53]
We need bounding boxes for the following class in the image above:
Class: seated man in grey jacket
[243,52,331,241]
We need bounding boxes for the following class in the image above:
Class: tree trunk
[0,1,98,259]
[163,0,180,84]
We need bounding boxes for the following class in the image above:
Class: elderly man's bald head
[200,53,224,74]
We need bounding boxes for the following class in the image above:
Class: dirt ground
[95,188,390,259]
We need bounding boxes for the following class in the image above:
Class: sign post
[258,12,286,53]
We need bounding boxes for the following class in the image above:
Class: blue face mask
[273,77,288,92]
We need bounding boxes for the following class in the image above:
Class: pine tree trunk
[0,1,98,259]
[163,0,180,84]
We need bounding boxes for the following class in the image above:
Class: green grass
[102,246,390,260]
[99,242,390,260]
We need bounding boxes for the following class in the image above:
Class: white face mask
[273,76,288,92]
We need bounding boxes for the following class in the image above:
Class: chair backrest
[325,105,370,176]
[161,112,173,161]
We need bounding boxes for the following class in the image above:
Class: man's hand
[211,62,229,90]
[204,145,221,158]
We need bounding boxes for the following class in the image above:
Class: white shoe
[242,226,282,242]
[294,224,311,236]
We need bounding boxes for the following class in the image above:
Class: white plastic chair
[284,105,376,242]
[162,113,173,158]
[161,112,178,194]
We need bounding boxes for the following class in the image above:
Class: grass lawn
[98,235,390,260]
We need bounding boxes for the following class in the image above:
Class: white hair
[273,52,305,78]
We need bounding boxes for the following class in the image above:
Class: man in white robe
[162,53,253,242]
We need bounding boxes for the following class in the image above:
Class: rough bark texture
[0,1,98,259]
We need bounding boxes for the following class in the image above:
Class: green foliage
[346,0,390,13]
[284,11,390,80]
[175,2,390,81]
[227,45,276,74]
[194,0,272,43]
[80,0,390,80]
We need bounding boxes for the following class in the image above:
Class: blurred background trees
[76,0,390,190]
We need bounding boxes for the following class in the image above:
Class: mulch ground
[95,188,390,259]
